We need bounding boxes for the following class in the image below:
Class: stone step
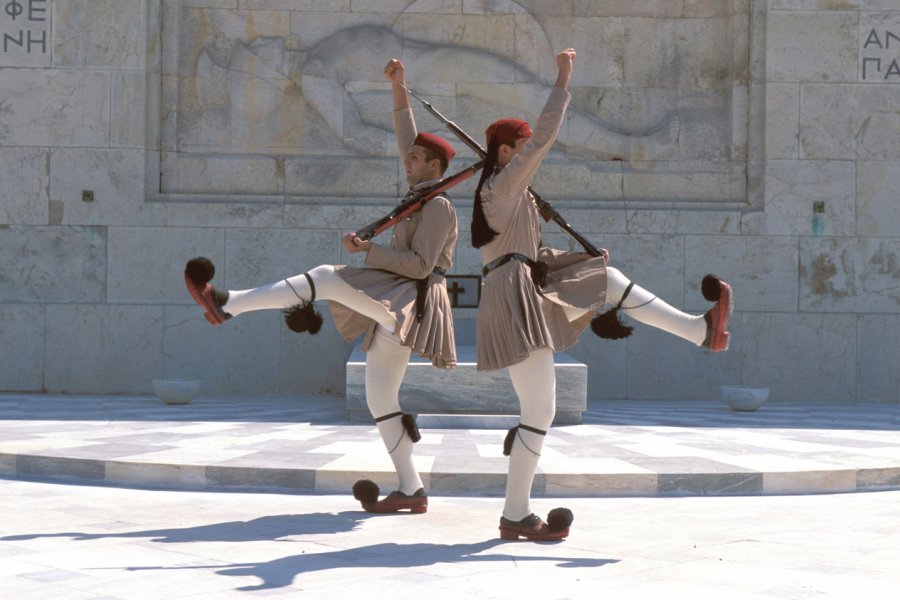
[345,344,587,425]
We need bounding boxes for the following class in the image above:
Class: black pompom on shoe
[701,274,722,302]
[185,257,216,286]
[352,479,380,505]
[547,507,574,532]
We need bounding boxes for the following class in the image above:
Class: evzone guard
[468,49,732,541]
[183,58,465,515]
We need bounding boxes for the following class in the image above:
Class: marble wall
[1,0,897,403]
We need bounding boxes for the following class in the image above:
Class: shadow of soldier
[1,511,371,544]
[126,539,619,591]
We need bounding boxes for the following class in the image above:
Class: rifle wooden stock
[355,160,485,241]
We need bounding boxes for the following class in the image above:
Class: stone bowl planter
[152,379,202,405]
[720,385,769,412]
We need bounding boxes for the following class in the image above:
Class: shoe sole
[183,272,226,326]
[499,526,569,541]
[361,502,428,514]
[708,279,732,352]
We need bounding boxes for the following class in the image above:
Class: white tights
[503,268,707,521]
[365,329,423,495]
[564,266,707,346]
[222,265,396,331]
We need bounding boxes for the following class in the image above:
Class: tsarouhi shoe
[184,257,231,326]
[700,274,732,352]
[499,508,573,541]
[352,480,428,514]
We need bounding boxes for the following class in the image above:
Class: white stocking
[365,328,423,495]
[222,265,396,331]
[503,348,556,521]
[605,267,706,346]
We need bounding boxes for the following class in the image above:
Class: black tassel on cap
[283,302,323,335]
[590,281,635,340]
[352,479,379,504]
[401,413,422,443]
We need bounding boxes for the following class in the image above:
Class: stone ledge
[345,344,588,425]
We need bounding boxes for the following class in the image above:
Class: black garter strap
[503,423,547,456]
[375,411,421,445]
[304,272,316,302]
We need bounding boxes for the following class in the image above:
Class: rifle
[354,160,485,241]
[402,84,607,259]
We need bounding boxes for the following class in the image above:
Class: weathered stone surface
[684,235,799,312]
[741,312,857,402]
[107,226,224,304]
[858,315,900,404]
[111,71,147,148]
[0,305,43,391]
[54,0,144,68]
[800,238,900,313]
[800,83,900,159]
[857,160,900,237]
[44,304,164,394]
[161,153,284,196]
[743,160,855,236]
[285,157,398,197]
[766,11,858,82]
[764,82,800,159]
[0,226,106,302]
[0,69,109,147]
[50,149,163,226]
[162,304,282,395]
[0,148,49,225]
[0,0,51,68]
[225,228,343,290]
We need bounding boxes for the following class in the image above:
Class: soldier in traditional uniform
[183,59,459,515]
[471,49,733,541]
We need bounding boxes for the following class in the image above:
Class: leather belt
[481,252,548,289]
[415,266,447,323]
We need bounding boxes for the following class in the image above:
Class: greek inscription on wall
[860,13,900,82]
[0,0,48,66]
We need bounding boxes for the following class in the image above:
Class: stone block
[279,312,350,396]
[50,148,163,226]
[0,305,44,392]
[107,226,224,304]
[0,226,106,303]
[245,0,347,9]
[540,17,625,87]
[677,91,731,162]
[857,160,900,237]
[167,202,285,229]
[627,207,742,236]
[162,304,282,395]
[684,0,732,17]
[685,235,799,313]
[44,304,164,394]
[54,0,144,68]
[858,315,900,404]
[0,69,109,147]
[623,165,745,203]
[574,0,684,17]
[161,153,284,196]
[346,345,588,424]
[766,11,857,82]
[0,147,49,225]
[764,82,800,159]
[532,159,624,201]
[741,312,857,402]
[624,320,742,399]
[743,160,855,236]
[800,83,900,160]
[572,87,678,134]
[110,71,147,149]
[769,1,897,9]
[285,157,399,198]
[225,228,343,290]
[0,1,50,68]
[800,238,900,314]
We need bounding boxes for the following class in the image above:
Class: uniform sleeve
[393,107,418,160]
[364,196,454,279]
[482,87,571,227]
